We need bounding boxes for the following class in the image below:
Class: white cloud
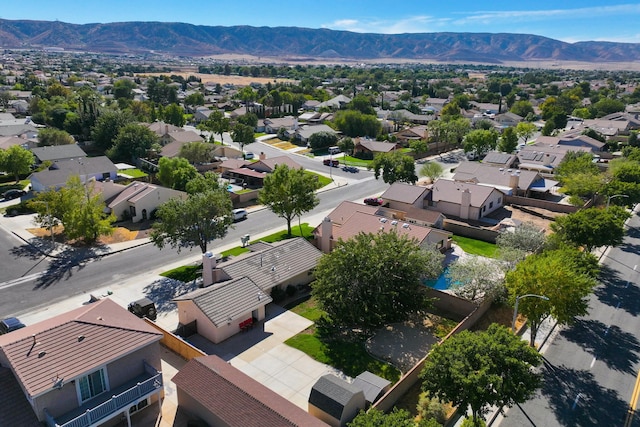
[454,4,640,26]
[322,15,449,34]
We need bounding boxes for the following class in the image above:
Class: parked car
[342,165,359,173]
[323,158,340,167]
[3,189,26,200]
[244,152,255,160]
[127,297,157,321]
[0,317,26,334]
[232,208,248,222]
[364,197,384,206]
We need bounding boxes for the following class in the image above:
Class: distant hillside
[2,19,640,63]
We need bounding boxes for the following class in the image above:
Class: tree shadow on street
[32,245,107,289]
[9,240,50,261]
[143,277,197,313]
[538,361,629,426]
[560,318,640,374]
[595,265,640,316]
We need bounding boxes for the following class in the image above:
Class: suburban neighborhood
[0,45,639,427]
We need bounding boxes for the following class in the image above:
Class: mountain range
[2,19,640,64]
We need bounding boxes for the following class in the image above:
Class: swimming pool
[423,267,455,291]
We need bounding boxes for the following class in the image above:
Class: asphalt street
[498,210,640,426]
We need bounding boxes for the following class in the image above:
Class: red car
[323,158,340,167]
[364,197,384,206]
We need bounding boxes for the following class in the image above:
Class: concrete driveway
[188,304,347,409]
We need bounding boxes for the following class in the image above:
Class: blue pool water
[423,267,454,291]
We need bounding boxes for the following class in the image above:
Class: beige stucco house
[102,181,187,222]
[427,179,505,220]
[0,298,163,427]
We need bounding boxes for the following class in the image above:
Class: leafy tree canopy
[150,188,233,254]
[463,129,499,159]
[156,157,200,191]
[497,126,518,153]
[419,161,443,183]
[421,324,542,424]
[333,110,382,138]
[106,123,159,162]
[37,127,75,146]
[313,231,444,333]
[550,206,630,252]
[308,131,339,152]
[0,145,35,182]
[258,164,320,235]
[91,110,135,152]
[179,141,213,164]
[370,151,418,184]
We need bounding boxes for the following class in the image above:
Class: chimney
[165,124,169,135]
[201,251,218,287]
[320,217,333,253]
[460,188,471,220]
[259,151,266,160]
[509,173,519,192]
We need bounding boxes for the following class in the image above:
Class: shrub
[286,284,297,297]
[461,417,486,427]
[417,392,448,425]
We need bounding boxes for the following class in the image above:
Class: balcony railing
[44,362,162,427]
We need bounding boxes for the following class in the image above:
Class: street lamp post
[512,293,549,332]
[607,194,629,208]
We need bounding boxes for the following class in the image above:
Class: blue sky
[2,1,640,43]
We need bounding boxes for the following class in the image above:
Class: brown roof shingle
[172,355,328,427]
[0,298,162,398]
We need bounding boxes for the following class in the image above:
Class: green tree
[231,123,255,154]
[258,164,320,236]
[333,109,382,138]
[185,171,221,195]
[439,101,461,121]
[463,129,499,159]
[348,94,376,115]
[91,110,135,153]
[370,151,418,184]
[107,123,160,162]
[419,161,444,183]
[428,118,471,151]
[497,127,518,153]
[163,103,186,127]
[150,189,233,254]
[0,145,35,182]
[239,86,257,113]
[179,141,213,164]
[113,79,136,100]
[592,97,625,117]
[505,248,598,346]
[308,131,338,152]
[510,100,534,118]
[496,222,546,261]
[349,408,437,427]
[550,206,630,252]
[156,157,200,191]
[421,324,542,424]
[555,151,600,185]
[200,110,230,144]
[314,231,444,333]
[37,128,75,146]
[338,137,355,156]
[29,176,116,244]
[515,122,537,145]
[184,92,205,108]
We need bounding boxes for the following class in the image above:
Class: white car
[232,208,248,222]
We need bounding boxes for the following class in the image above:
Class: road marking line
[590,357,597,368]
[572,393,583,410]
[624,369,640,427]
[634,265,638,271]
[0,272,44,290]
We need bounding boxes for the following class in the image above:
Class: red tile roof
[172,355,327,427]
[0,298,162,398]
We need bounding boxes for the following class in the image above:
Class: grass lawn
[221,246,250,257]
[305,171,332,187]
[160,264,202,282]
[286,333,401,382]
[121,169,148,178]
[0,179,30,193]
[452,235,498,258]
[341,155,372,167]
[286,295,324,322]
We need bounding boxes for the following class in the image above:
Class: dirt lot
[486,204,563,234]
[27,221,151,246]
[138,71,297,86]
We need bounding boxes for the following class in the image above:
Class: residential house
[159,130,205,158]
[394,125,428,144]
[172,355,328,427]
[314,200,450,253]
[245,154,302,173]
[494,111,523,127]
[263,116,298,134]
[0,298,164,427]
[0,135,36,150]
[30,156,118,192]
[353,138,400,157]
[308,374,366,427]
[292,124,338,144]
[426,179,505,220]
[516,141,593,173]
[101,181,187,222]
[481,152,518,169]
[581,118,630,137]
[193,106,215,123]
[175,238,322,342]
[452,162,558,196]
[31,144,88,164]
[315,95,351,111]
[0,113,39,138]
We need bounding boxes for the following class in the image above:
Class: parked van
[328,146,341,155]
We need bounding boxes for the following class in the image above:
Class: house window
[489,201,494,209]
[482,206,486,212]
[130,206,136,218]
[498,197,502,204]
[78,368,107,402]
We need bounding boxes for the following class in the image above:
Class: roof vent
[402,223,410,228]
[38,351,47,358]
[499,168,504,171]
[77,335,85,342]
[391,220,398,226]
[379,218,387,223]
